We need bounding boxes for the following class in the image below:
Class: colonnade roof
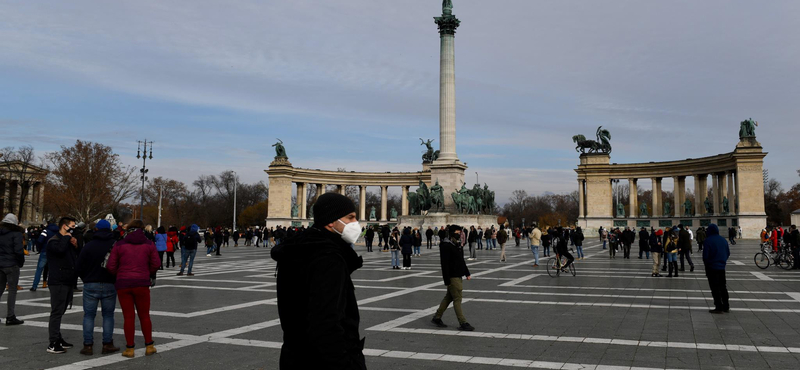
[576,147,766,180]
[268,166,431,187]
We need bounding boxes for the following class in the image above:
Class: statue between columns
[663,201,671,217]
[639,203,648,218]
[704,196,713,215]
[722,196,730,214]
[684,199,693,217]
[390,207,398,220]
[369,206,376,220]
[616,203,625,218]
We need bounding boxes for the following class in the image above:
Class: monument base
[397,213,498,230]
[579,215,766,239]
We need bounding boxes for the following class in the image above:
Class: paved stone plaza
[2,238,800,369]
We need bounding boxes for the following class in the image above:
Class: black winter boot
[668,262,673,277]
[673,262,679,277]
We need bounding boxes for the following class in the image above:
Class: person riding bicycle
[554,228,574,272]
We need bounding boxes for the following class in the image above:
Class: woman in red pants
[107,220,161,358]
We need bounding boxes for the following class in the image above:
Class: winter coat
[183,225,202,250]
[439,237,470,285]
[399,233,414,254]
[425,229,434,240]
[270,226,366,369]
[413,232,422,247]
[649,231,663,253]
[155,233,168,252]
[696,228,706,244]
[166,231,179,252]
[497,229,508,244]
[47,233,78,286]
[75,229,117,284]
[36,224,59,254]
[702,224,730,270]
[573,230,584,247]
[638,230,650,250]
[468,230,477,243]
[678,229,692,252]
[0,223,25,268]
[106,229,161,290]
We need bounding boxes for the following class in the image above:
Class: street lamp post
[157,185,163,228]
[137,140,153,221]
[232,171,237,232]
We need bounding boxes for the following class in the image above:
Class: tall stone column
[297,183,306,219]
[628,178,637,218]
[401,186,409,216]
[652,178,662,218]
[359,185,367,221]
[673,176,685,218]
[338,185,346,196]
[727,171,735,215]
[577,180,585,218]
[33,182,42,223]
[14,182,21,219]
[719,173,728,215]
[320,184,327,195]
[23,183,33,224]
[712,174,721,216]
[693,175,703,217]
[380,186,388,222]
[2,180,9,214]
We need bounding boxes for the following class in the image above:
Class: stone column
[628,178,637,218]
[728,171,736,214]
[265,162,294,224]
[14,181,22,218]
[652,178,662,218]
[673,176,685,218]
[297,183,306,219]
[693,175,703,217]
[320,184,327,195]
[435,11,460,163]
[712,174,721,216]
[359,185,367,221]
[38,182,44,223]
[577,180,585,218]
[401,186,409,216]
[380,186,388,221]
[2,180,8,214]
[23,183,33,224]
[719,173,728,215]
[696,174,708,214]
[32,182,40,223]
[338,185,346,196]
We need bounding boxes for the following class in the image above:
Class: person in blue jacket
[702,224,730,313]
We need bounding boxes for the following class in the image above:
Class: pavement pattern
[1,237,800,369]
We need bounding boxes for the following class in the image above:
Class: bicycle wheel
[754,252,770,269]
[547,258,559,277]
[778,253,794,270]
[568,263,576,276]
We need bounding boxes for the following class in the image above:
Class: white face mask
[336,219,361,244]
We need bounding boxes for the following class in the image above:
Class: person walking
[696,227,706,252]
[431,225,474,331]
[727,227,737,245]
[413,228,422,256]
[678,224,695,272]
[177,225,201,276]
[542,229,552,257]
[425,226,434,249]
[154,226,167,270]
[491,226,499,250]
[75,220,119,355]
[232,229,240,247]
[400,228,413,270]
[0,213,25,326]
[270,193,366,368]
[214,227,224,255]
[389,230,400,269]
[204,228,215,257]
[514,227,521,247]
[106,220,160,358]
[364,227,374,252]
[467,226,477,261]
[650,229,663,277]
[601,227,608,249]
[223,228,230,247]
[46,217,79,354]
[665,229,679,278]
[638,227,650,259]
[621,227,634,259]
[703,224,730,313]
[574,227,585,259]
[497,225,509,262]
[30,223,58,291]
[166,226,179,268]
[529,224,542,267]
[790,225,799,270]
[477,227,483,250]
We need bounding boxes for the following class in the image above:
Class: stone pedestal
[398,213,497,231]
[266,157,293,221]
[429,160,467,213]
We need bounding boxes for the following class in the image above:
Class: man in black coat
[46,217,79,354]
[271,193,365,369]
[678,224,695,272]
[621,227,634,259]
[638,227,650,259]
[364,227,375,252]
[431,225,474,332]
[0,213,25,326]
[425,226,434,249]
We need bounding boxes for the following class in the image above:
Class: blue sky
[2,0,799,202]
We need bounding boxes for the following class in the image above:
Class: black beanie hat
[448,224,462,235]
[313,193,356,226]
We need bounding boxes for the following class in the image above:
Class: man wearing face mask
[46,217,79,354]
[271,193,366,369]
[431,224,474,331]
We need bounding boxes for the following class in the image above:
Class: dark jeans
[365,238,373,252]
[82,282,116,344]
[680,250,694,269]
[402,253,411,268]
[623,243,631,259]
[792,247,800,269]
[180,249,197,274]
[0,266,20,317]
[166,251,176,267]
[49,284,74,343]
[706,268,729,310]
[158,251,165,269]
[426,237,432,249]
[31,252,47,289]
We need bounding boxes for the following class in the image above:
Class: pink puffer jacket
[107,229,161,290]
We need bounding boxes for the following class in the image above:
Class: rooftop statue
[419,138,440,163]
[443,0,453,14]
[272,139,287,158]
[739,118,758,139]
[573,126,612,154]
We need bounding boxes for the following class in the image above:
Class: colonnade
[293,182,413,222]
[578,171,738,219]
[0,179,45,224]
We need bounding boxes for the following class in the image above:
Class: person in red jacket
[166,226,179,268]
[770,227,780,253]
[106,220,161,358]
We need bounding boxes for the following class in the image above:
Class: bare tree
[44,141,138,222]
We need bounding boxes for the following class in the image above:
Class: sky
[1,0,799,203]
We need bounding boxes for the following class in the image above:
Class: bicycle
[754,243,794,270]
[547,248,576,277]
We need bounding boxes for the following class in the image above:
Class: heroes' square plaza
[3,241,800,369]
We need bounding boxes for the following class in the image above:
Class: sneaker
[5,316,24,326]
[431,318,447,328]
[47,342,66,354]
[206,254,212,257]
[59,338,74,349]
[458,322,475,331]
